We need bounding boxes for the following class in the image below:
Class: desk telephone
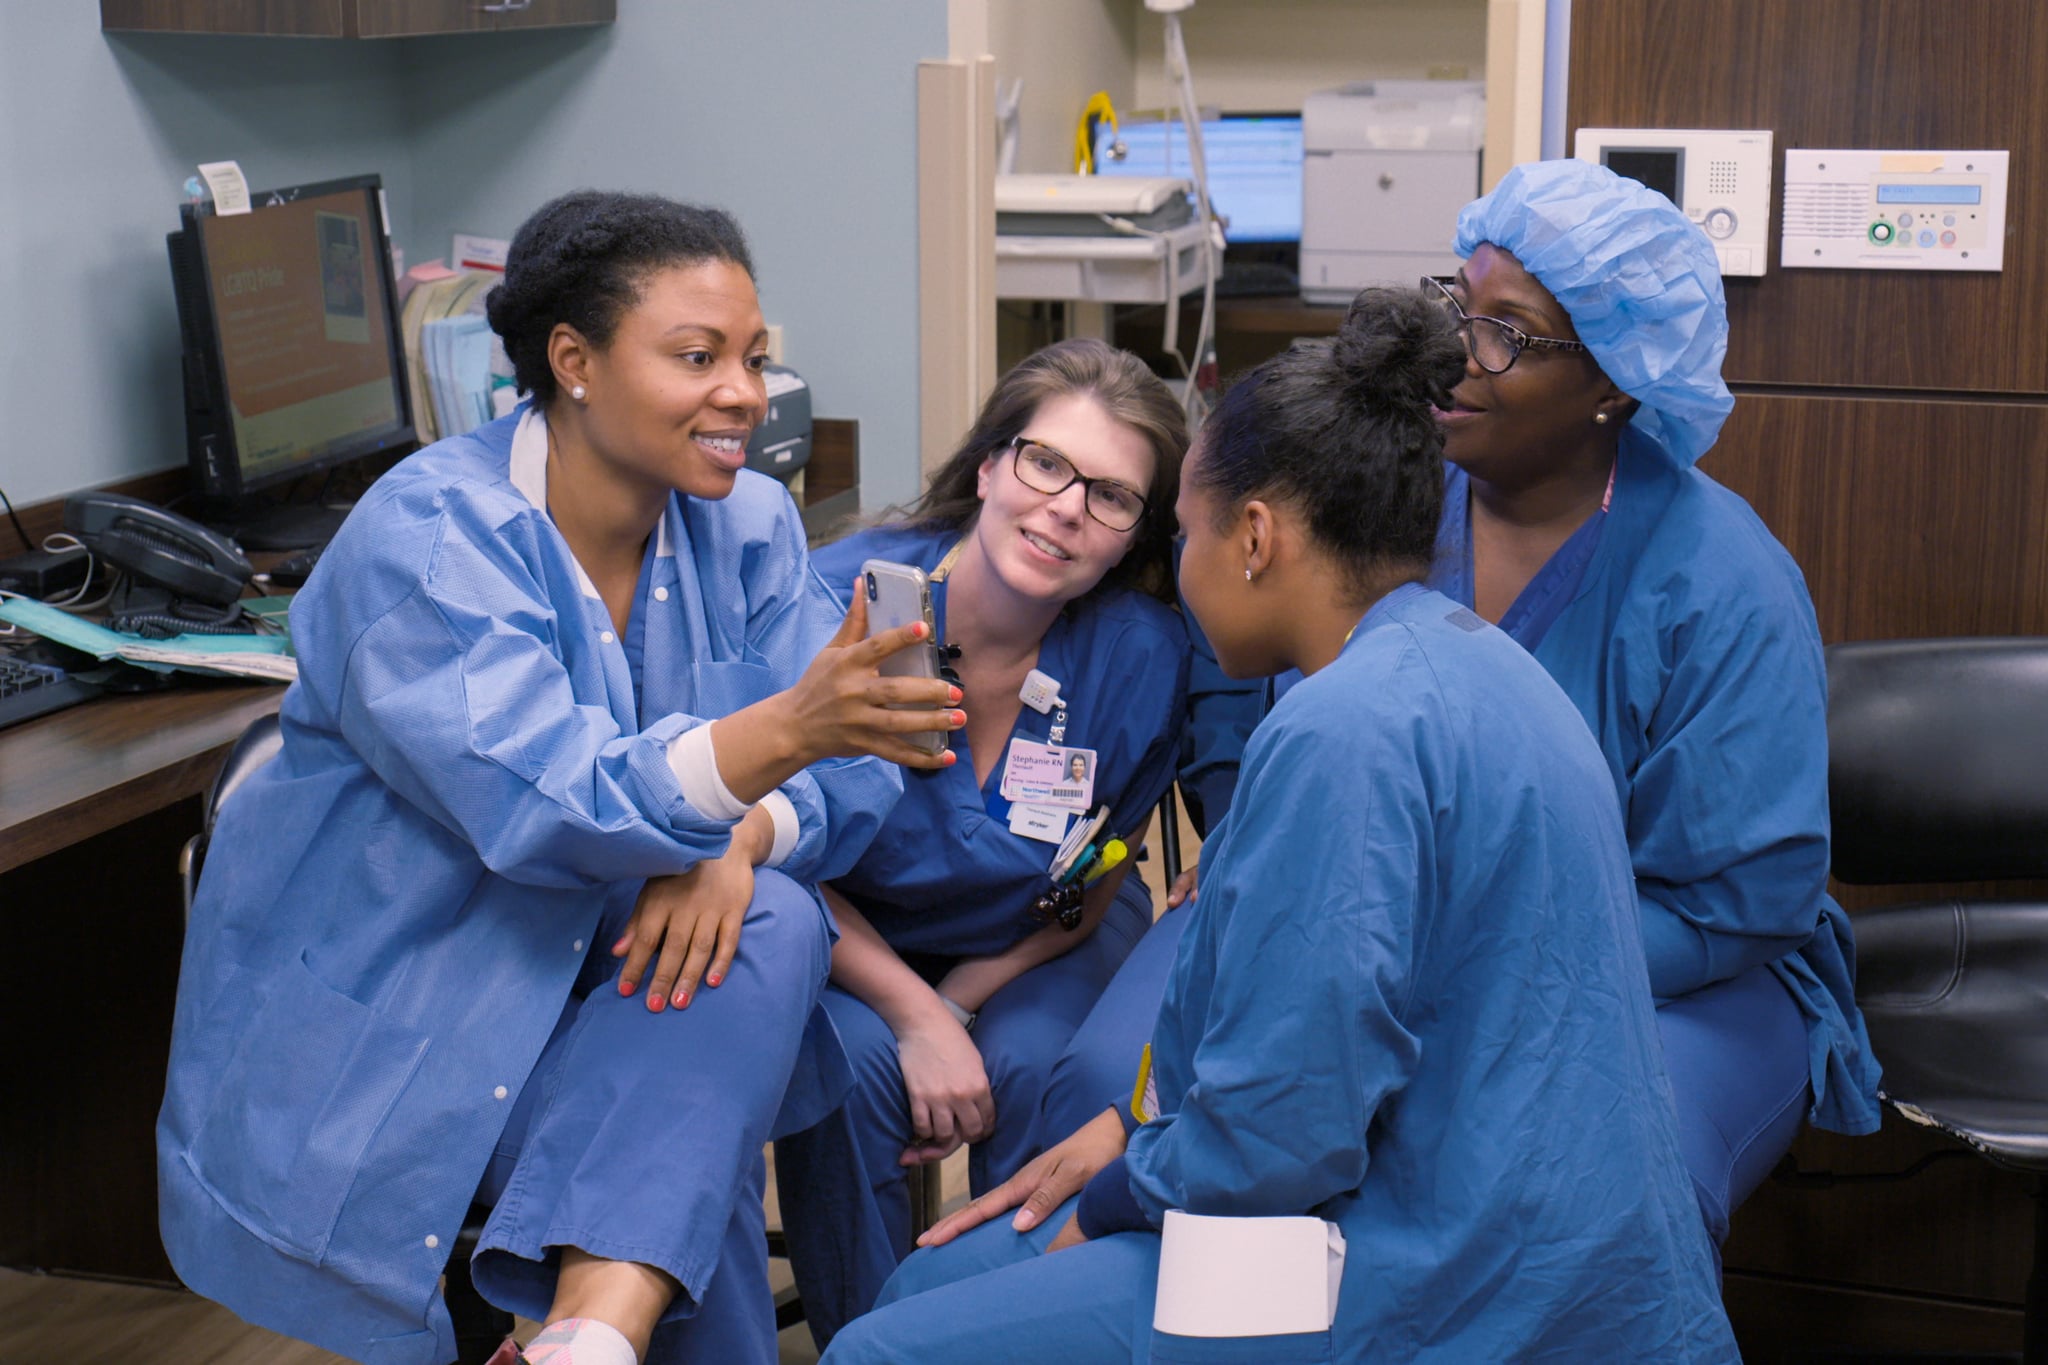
[64,492,251,608]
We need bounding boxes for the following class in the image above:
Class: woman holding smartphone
[775,338,1192,1347]
[158,191,956,1365]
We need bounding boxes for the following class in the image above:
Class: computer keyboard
[1214,261,1302,298]
[261,542,326,590]
[0,653,102,732]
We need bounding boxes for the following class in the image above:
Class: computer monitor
[166,173,415,548]
[1095,113,1304,244]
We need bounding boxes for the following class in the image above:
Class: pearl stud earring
[571,384,587,401]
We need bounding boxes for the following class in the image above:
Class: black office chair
[1827,638,2048,1364]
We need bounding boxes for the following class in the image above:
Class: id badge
[997,737,1097,812]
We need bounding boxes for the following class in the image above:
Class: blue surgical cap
[1452,159,1734,468]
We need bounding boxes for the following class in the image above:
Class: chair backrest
[1826,638,2048,885]
[204,711,284,835]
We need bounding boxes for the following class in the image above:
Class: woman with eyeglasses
[1045,159,1883,1278]
[773,338,1191,1347]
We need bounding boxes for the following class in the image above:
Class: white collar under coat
[509,405,676,602]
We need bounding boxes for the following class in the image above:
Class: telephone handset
[64,492,252,608]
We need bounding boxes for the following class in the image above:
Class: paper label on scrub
[1152,1210,1345,1338]
[1009,802,1071,844]
[997,738,1096,811]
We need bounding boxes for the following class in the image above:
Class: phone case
[861,558,947,756]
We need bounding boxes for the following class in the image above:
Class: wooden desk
[1,681,286,1282]
[0,683,284,874]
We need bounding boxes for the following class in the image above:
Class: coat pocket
[688,660,778,719]
[1148,1328,1336,1364]
[183,953,429,1262]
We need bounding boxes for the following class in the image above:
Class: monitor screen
[1096,113,1304,244]
[169,175,413,506]
[1602,148,1684,208]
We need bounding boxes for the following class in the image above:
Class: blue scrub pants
[470,869,832,1365]
[820,1196,1160,1365]
[1043,909,1811,1266]
[774,878,1152,1347]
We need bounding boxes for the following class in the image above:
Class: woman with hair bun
[819,289,1735,1364]
[158,190,959,1365]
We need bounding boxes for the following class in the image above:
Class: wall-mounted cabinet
[100,0,614,39]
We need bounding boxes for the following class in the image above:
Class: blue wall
[0,13,415,509]
[399,2,948,509]
[0,3,945,516]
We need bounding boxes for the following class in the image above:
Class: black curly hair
[1194,286,1466,597]
[484,190,755,406]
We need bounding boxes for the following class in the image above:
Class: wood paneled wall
[1570,1,2048,1353]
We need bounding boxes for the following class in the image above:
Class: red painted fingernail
[941,750,957,766]
[619,978,636,996]
[674,990,690,1009]
[648,992,666,1012]
[948,686,962,703]
[707,972,723,988]
[612,936,631,956]
[950,710,966,725]
[912,622,928,639]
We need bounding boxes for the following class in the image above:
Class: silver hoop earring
[571,384,587,401]
[1594,411,1610,425]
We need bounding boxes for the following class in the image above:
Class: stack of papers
[0,597,296,683]
[399,269,517,443]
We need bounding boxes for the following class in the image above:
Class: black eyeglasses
[1422,275,1589,375]
[1007,437,1149,532]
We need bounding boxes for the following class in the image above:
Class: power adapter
[0,547,91,599]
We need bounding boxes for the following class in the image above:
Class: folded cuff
[664,723,751,823]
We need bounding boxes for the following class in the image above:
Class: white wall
[1132,0,1487,113]
[987,0,1137,173]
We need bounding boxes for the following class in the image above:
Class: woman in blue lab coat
[1045,158,1886,1264]
[818,288,1738,1364]
[774,338,1191,1347]
[157,191,960,1365]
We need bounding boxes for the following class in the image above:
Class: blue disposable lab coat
[823,585,1737,1363]
[157,406,900,1365]
[1432,429,1881,1135]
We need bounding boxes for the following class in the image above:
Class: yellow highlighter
[1081,838,1128,885]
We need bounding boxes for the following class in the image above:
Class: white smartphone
[860,558,948,757]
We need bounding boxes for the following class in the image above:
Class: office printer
[747,364,812,482]
[1300,80,1485,303]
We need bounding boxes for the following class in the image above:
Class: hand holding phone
[860,559,949,757]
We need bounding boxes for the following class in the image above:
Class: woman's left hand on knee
[614,851,754,1012]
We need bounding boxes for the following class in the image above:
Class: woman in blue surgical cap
[1052,158,1884,1270]
[1426,159,1882,1258]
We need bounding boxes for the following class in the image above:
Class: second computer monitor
[1095,113,1304,245]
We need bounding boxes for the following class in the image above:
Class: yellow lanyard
[929,537,968,584]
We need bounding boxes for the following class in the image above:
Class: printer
[1300,80,1485,303]
[746,364,812,482]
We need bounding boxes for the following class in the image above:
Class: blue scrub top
[1125,585,1737,1359]
[812,525,1190,959]
[1182,432,1881,1136]
[1431,432,1881,1134]
[158,406,903,1365]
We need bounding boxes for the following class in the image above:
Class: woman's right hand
[1166,858,1200,909]
[895,1001,996,1165]
[780,587,964,769]
[708,587,964,802]
[916,1106,1130,1248]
